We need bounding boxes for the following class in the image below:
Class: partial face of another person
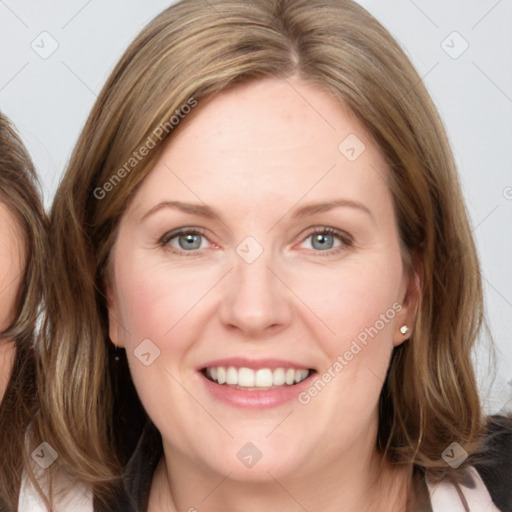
[0,203,24,400]
[107,77,418,481]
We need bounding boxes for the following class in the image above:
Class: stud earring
[400,325,409,335]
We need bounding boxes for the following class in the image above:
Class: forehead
[129,77,391,219]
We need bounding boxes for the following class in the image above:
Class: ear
[104,278,125,348]
[393,250,422,347]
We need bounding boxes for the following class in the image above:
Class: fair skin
[107,77,420,511]
[0,203,24,400]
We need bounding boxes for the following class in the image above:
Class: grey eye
[299,228,350,254]
[176,233,203,250]
[310,233,335,250]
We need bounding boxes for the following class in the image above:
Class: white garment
[18,465,500,511]
[427,466,501,511]
[18,470,92,512]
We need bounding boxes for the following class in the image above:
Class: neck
[149,440,412,512]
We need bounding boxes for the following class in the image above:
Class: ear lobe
[393,251,423,347]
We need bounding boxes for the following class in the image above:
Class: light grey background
[1,0,511,413]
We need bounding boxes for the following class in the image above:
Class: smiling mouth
[201,366,315,391]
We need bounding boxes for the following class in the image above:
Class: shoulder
[427,466,502,512]
[17,426,93,512]
[472,414,512,512]
[18,468,93,512]
[420,414,512,512]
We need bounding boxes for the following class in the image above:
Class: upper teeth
[205,367,310,388]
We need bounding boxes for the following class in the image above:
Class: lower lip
[200,372,315,409]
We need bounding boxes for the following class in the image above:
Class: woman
[35,0,511,510]
[0,113,47,511]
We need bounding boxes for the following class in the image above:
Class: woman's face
[107,77,419,481]
[0,203,24,399]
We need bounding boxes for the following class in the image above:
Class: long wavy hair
[0,113,47,511]
[36,0,489,506]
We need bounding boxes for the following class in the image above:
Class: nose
[219,249,293,339]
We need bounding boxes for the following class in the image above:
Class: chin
[194,433,310,482]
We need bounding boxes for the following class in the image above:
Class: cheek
[287,252,404,424]
[292,258,402,423]
[112,255,219,352]
[295,255,402,352]
[111,257,204,421]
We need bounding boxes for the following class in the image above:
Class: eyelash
[159,226,353,258]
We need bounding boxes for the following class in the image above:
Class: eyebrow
[141,198,373,223]
[141,201,219,221]
[291,199,373,220]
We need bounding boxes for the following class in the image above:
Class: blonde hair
[0,112,47,511]
[37,0,487,505]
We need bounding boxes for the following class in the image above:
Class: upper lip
[199,357,313,371]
